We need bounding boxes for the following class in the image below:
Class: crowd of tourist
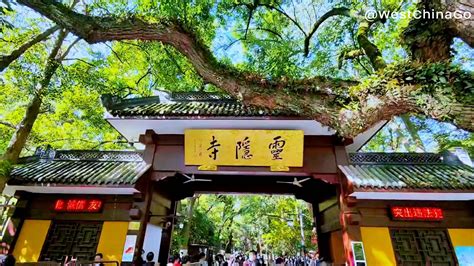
[167,250,325,266]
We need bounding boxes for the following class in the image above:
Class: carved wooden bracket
[133,192,144,202]
[346,196,357,207]
[139,129,159,144]
[344,211,361,225]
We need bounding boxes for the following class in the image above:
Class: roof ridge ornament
[452,147,473,167]
[348,152,445,165]
[170,91,235,102]
[35,145,56,161]
[101,94,162,109]
[54,150,143,162]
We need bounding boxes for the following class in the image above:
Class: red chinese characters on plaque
[390,206,443,221]
[54,199,103,213]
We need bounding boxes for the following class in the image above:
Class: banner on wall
[121,235,137,262]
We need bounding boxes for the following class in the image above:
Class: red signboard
[54,199,103,213]
[390,206,443,221]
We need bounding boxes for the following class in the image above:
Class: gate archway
[136,131,347,266]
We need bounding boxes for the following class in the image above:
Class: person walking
[244,251,262,266]
[199,252,208,266]
[2,255,15,266]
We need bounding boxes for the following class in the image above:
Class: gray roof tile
[10,150,150,186]
[340,153,474,190]
[103,92,300,118]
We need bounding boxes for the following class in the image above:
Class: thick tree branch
[402,0,473,61]
[2,29,69,163]
[16,1,353,86]
[244,6,255,39]
[17,0,474,137]
[357,21,386,70]
[400,114,426,152]
[441,0,474,46]
[0,25,60,71]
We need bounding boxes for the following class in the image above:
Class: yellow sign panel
[185,129,304,167]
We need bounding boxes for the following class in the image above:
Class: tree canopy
[0,0,473,163]
[171,195,314,257]
[12,0,474,136]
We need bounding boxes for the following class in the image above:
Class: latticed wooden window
[40,221,103,262]
[390,228,457,266]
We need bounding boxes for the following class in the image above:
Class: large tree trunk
[2,93,43,162]
[0,30,70,191]
[181,196,197,251]
[443,0,474,46]
[357,21,386,70]
[2,30,67,162]
[403,0,474,62]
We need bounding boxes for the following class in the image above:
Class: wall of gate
[96,221,129,262]
[360,227,396,266]
[352,200,474,265]
[10,193,135,263]
[12,220,51,262]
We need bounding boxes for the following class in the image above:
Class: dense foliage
[0,0,471,158]
[171,195,314,257]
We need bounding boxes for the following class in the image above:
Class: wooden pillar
[340,195,362,266]
[158,200,177,266]
[8,191,31,255]
[132,130,159,263]
[311,202,330,260]
[334,145,362,266]
[139,129,159,165]
[132,181,153,263]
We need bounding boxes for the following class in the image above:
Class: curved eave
[3,184,139,196]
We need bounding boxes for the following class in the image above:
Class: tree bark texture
[181,196,197,250]
[17,0,474,138]
[443,0,474,46]
[403,0,474,62]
